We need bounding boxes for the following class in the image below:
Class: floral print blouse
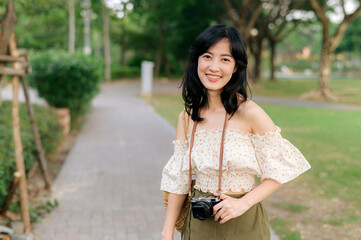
[160,126,311,194]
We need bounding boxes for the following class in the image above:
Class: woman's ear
[233,64,238,73]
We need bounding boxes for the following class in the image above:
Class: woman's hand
[212,192,251,224]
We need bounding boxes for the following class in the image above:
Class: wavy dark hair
[181,24,250,122]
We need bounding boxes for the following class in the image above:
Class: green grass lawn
[251,78,361,105]
[144,93,361,238]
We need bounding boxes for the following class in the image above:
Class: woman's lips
[206,74,222,82]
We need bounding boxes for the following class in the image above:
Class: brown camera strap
[188,109,228,200]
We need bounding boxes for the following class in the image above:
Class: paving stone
[33,81,174,239]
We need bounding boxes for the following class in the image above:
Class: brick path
[33,80,282,240]
[33,81,177,240]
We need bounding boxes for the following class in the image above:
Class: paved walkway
[32,80,282,240]
[34,81,176,239]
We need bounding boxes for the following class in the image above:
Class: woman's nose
[208,60,220,71]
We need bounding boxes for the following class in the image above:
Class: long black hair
[181,24,250,122]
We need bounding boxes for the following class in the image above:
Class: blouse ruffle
[250,126,311,183]
[160,140,190,194]
[160,126,311,194]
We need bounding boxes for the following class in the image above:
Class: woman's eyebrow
[205,51,233,57]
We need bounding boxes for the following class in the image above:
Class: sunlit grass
[270,218,301,240]
[251,78,361,105]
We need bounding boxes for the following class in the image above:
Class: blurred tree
[68,0,75,52]
[310,0,361,99]
[81,0,92,55]
[129,0,223,78]
[261,0,311,82]
[102,0,111,82]
[336,14,361,54]
[14,1,69,50]
[222,0,263,82]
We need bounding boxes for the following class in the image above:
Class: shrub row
[0,101,62,207]
[111,65,140,79]
[28,50,102,122]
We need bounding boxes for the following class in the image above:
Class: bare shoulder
[176,109,187,141]
[237,100,276,135]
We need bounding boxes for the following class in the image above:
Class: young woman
[160,24,311,240]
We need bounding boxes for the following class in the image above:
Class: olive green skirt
[182,189,270,240]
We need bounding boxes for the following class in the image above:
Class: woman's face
[197,38,237,93]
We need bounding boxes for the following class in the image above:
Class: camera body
[190,196,221,220]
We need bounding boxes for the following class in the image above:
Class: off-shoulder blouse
[160,126,311,194]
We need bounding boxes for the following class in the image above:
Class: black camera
[190,196,221,220]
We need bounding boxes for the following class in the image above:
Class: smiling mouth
[206,74,222,82]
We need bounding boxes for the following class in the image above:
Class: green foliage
[29,199,59,223]
[126,0,223,76]
[28,50,102,120]
[13,0,69,50]
[336,14,361,54]
[111,65,140,79]
[0,101,62,207]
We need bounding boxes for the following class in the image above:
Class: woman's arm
[161,110,189,239]
[213,101,282,223]
[161,193,188,239]
[213,179,281,223]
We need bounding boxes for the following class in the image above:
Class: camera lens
[192,201,212,220]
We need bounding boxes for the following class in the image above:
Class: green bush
[111,65,140,79]
[28,50,102,121]
[0,101,62,207]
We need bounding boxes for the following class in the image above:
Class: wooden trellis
[0,2,52,233]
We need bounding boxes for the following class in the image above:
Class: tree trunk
[68,0,75,52]
[269,39,276,82]
[120,20,126,67]
[102,0,111,82]
[154,18,164,80]
[318,38,332,97]
[83,0,91,55]
[249,35,263,84]
[253,49,262,83]
[163,53,170,77]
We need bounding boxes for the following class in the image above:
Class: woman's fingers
[219,214,232,224]
[214,206,227,221]
[213,201,224,213]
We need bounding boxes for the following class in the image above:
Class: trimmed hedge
[28,50,102,121]
[0,101,62,207]
[111,65,140,79]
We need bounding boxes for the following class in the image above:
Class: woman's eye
[203,55,211,59]
[222,58,231,62]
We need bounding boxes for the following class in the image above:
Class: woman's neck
[205,90,224,113]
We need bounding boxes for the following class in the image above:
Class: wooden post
[0,172,21,216]
[21,75,52,189]
[9,33,31,233]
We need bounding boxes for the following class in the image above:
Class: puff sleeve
[160,140,190,194]
[251,126,311,183]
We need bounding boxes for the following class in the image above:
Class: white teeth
[207,75,221,79]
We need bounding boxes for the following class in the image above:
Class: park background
[0,0,361,239]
